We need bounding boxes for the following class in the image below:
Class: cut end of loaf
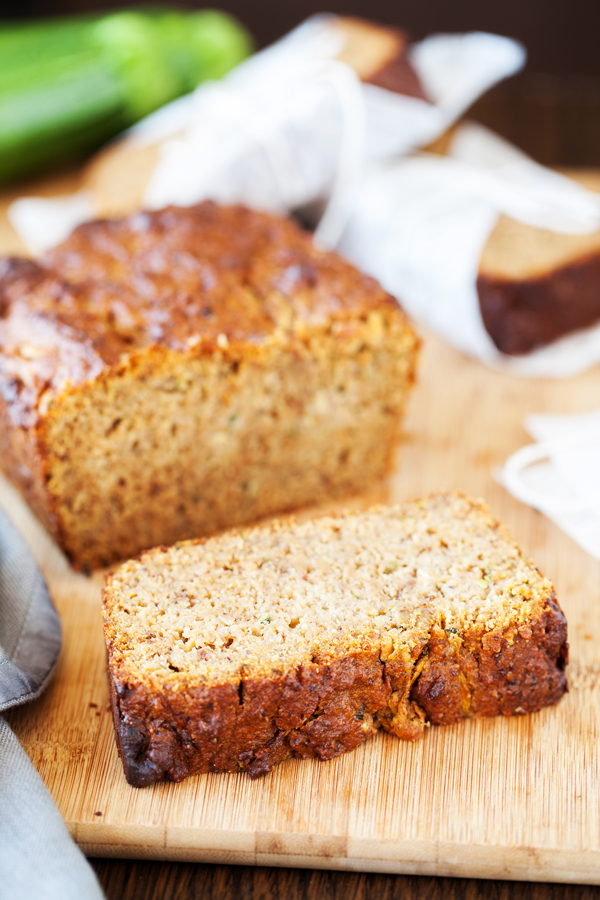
[39,306,417,569]
[103,493,568,786]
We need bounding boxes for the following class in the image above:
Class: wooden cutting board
[2,182,600,884]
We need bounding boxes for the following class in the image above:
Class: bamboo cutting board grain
[2,187,600,883]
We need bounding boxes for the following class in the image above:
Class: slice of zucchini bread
[0,201,419,570]
[103,493,568,787]
[477,172,600,355]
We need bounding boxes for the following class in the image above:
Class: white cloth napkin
[337,122,600,378]
[500,409,600,559]
[9,15,524,254]
[140,22,524,247]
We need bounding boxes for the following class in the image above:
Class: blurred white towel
[9,16,525,254]
[501,409,600,559]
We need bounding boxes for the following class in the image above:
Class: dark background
[3,0,599,166]
[2,0,599,74]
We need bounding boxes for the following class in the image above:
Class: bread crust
[107,596,567,786]
[366,54,429,101]
[335,17,428,101]
[477,173,600,355]
[478,251,600,355]
[410,594,568,722]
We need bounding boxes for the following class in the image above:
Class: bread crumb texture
[0,202,419,569]
[103,493,568,786]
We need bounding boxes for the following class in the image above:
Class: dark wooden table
[90,859,600,899]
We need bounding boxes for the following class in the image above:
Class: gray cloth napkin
[0,507,104,899]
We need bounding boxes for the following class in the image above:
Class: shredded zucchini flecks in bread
[103,493,568,786]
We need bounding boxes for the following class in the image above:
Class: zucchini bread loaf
[103,493,568,787]
[0,202,419,570]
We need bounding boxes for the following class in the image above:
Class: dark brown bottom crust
[477,253,600,355]
[366,49,430,102]
[109,597,568,788]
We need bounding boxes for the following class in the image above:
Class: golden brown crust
[0,202,398,425]
[410,594,568,722]
[107,597,567,787]
[108,652,386,784]
[478,252,600,355]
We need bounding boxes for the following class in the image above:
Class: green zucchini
[0,8,252,185]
